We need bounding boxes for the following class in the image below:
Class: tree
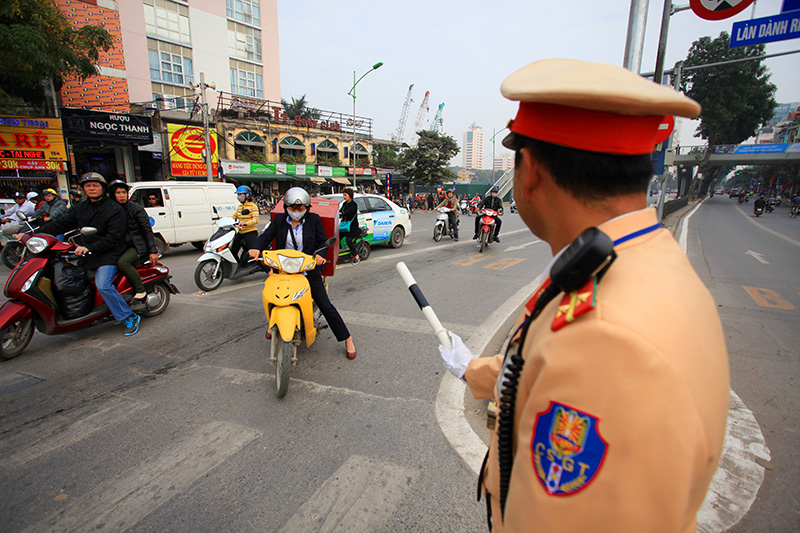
[679,31,777,196]
[374,144,399,168]
[399,130,460,187]
[281,94,320,120]
[0,0,114,109]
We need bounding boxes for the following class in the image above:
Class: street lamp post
[489,127,508,185]
[347,62,383,192]
[196,73,217,182]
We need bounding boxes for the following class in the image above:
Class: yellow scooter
[258,237,334,397]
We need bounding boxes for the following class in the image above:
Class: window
[226,0,261,27]
[228,21,262,63]
[144,0,191,44]
[354,198,369,213]
[148,39,193,87]
[367,198,390,213]
[230,59,263,98]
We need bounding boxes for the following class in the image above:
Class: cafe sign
[0,116,68,171]
[168,123,218,176]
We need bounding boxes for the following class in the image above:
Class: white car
[319,193,412,248]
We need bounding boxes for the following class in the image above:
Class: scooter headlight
[264,256,280,269]
[26,237,49,254]
[203,241,214,252]
[278,254,304,274]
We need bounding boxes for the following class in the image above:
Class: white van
[128,181,238,253]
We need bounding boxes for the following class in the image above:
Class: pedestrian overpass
[674,142,800,167]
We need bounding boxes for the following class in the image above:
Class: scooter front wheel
[1,242,24,269]
[0,318,34,360]
[433,224,443,242]
[194,259,226,291]
[273,326,296,398]
[141,283,171,317]
[356,240,371,261]
[479,231,488,253]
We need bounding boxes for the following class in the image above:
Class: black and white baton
[395,261,452,350]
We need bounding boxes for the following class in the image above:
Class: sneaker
[352,257,360,265]
[124,313,140,336]
[454,236,459,241]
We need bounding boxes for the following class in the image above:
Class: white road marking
[677,199,705,253]
[732,200,800,248]
[27,420,260,533]
[437,201,771,531]
[698,390,771,533]
[504,240,541,252]
[279,455,417,533]
[0,396,149,470]
[745,250,770,264]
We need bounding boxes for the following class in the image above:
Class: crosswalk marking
[0,396,148,471]
[26,420,260,532]
[279,455,417,533]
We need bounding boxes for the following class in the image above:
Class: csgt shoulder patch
[531,401,607,496]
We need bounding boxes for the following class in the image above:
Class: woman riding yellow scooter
[248,188,357,361]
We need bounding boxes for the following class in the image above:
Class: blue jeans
[95,265,133,322]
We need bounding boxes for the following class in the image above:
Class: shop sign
[0,116,68,163]
[250,162,315,175]
[347,167,375,176]
[270,107,342,132]
[0,159,67,171]
[168,123,218,176]
[222,160,250,174]
[61,108,153,144]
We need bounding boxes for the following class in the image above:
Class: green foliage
[0,0,114,107]
[680,32,777,146]
[756,164,800,188]
[281,95,320,120]
[400,130,460,187]
[374,145,399,168]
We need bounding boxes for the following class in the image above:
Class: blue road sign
[730,11,800,47]
[651,150,666,175]
[783,0,800,13]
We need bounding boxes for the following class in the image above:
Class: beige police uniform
[462,59,730,532]
[466,208,729,532]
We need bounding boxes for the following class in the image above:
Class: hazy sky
[277,0,800,168]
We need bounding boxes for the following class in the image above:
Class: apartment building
[462,122,484,170]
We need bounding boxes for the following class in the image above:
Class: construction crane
[392,84,414,148]
[412,91,430,144]
[430,103,445,132]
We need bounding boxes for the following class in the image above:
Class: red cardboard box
[269,197,340,277]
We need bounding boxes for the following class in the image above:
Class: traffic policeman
[439,59,730,532]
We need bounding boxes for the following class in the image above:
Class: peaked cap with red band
[501,59,701,155]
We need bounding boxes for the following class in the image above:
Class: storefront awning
[373,179,382,185]
[331,177,351,185]
[309,176,327,183]
[316,146,339,153]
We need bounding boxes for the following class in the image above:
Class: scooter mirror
[212,205,220,221]
[17,212,27,221]
[81,227,98,236]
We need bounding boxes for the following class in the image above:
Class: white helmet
[26,191,38,201]
[283,187,310,208]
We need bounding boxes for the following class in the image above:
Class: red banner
[0,159,67,171]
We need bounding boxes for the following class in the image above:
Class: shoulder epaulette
[552,277,597,331]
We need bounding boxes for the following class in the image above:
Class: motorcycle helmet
[13,191,24,200]
[80,172,107,190]
[43,188,58,197]
[236,185,252,195]
[284,187,311,208]
[26,191,39,201]
[107,180,129,194]
[491,186,499,193]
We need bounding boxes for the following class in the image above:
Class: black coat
[252,212,328,256]
[38,196,127,269]
[121,200,158,256]
[339,200,358,223]
[482,195,503,211]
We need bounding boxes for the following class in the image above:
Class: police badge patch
[532,401,607,496]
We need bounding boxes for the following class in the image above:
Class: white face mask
[287,209,305,221]
[491,192,498,197]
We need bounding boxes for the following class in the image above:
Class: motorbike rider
[435,189,459,240]
[754,194,766,214]
[1,192,37,236]
[248,187,357,359]
[22,172,141,336]
[474,185,503,242]
[230,185,259,270]
[108,180,160,306]
[35,188,68,222]
[340,187,361,265]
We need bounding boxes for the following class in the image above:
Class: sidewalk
[661,198,700,236]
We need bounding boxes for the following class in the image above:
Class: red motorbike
[477,208,499,253]
[0,230,179,360]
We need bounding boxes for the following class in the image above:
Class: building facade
[462,122,484,170]
[493,152,514,172]
[55,0,280,184]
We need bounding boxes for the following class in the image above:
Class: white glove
[438,331,473,379]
